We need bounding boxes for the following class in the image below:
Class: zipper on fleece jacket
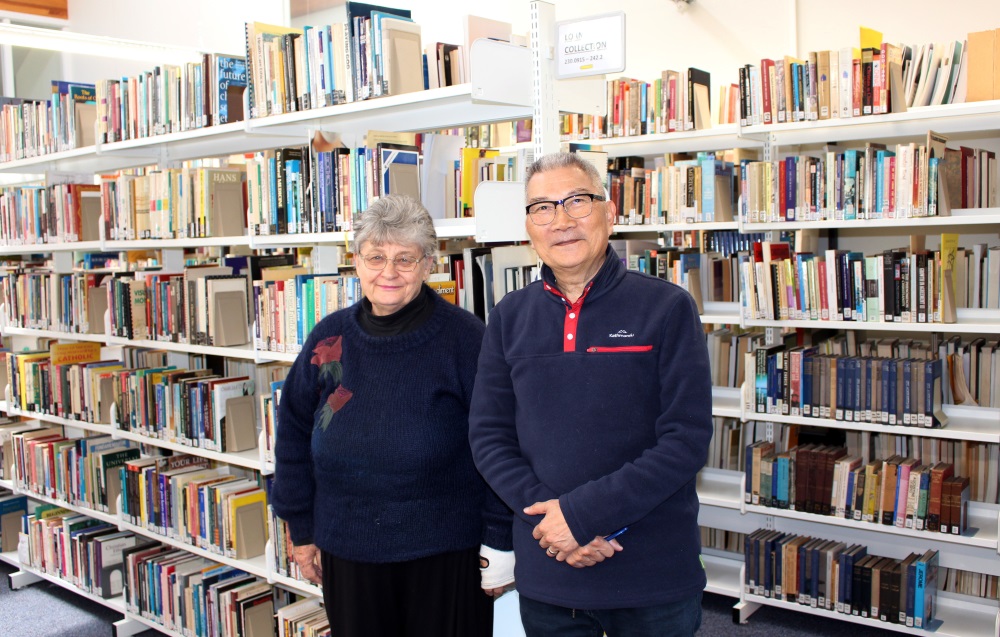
[586,345,653,353]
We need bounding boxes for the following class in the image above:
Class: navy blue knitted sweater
[271,289,513,562]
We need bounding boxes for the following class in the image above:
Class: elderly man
[469,152,712,637]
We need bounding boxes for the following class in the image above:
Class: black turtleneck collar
[358,283,437,336]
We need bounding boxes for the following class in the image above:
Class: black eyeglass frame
[524,193,606,225]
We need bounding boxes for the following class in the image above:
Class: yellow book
[228,489,268,559]
[860,26,882,50]
[50,342,102,367]
[15,352,50,410]
[427,279,457,305]
[460,147,499,214]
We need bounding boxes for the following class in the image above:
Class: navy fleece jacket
[469,247,712,608]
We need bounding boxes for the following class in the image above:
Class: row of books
[745,443,970,535]
[0,82,96,162]
[738,139,996,224]
[94,53,247,146]
[16,498,285,637]
[123,540,281,637]
[744,529,940,629]
[22,503,147,600]
[615,240,739,312]
[1,266,109,335]
[748,346,948,428]
[9,425,138,513]
[118,454,268,560]
[3,344,288,450]
[247,10,517,119]
[843,430,999,506]
[607,154,737,225]
[244,136,419,235]
[101,166,247,241]
[700,526,998,603]
[267,505,308,583]
[1,134,517,246]
[273,597,331,637]
[252,271,361,354]
[738,239,1000,325]
[558,70,712,142]
[1,253,305,342]
[738,37,969,127]
[458,119,530,150]
[246,8,417,117]
[7,430,271,562]
[0,182,102,246]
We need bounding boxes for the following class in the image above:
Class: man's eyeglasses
[359,253,426,272]
[525,193,605,225]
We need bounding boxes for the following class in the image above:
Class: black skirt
[321,546,494,637]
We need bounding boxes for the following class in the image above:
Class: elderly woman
[271,194,514,636]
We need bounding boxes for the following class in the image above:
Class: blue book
[905,554,919,626]
[903,359,913,425]
[286,158,302,233]
[863,358,873,422]
[776,454,790,508]
[797,538,809,604]
[791,63,802,121]
[215,55,247,124]
[843,150,858,219]
[924,358,942,427]
[913,549,939,628]
[267,155,279,233]
[810,541,823,607]
[851,357,862,421]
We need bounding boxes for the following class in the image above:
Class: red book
[817,259,829,319]
[667,75,678,132]
[852,58,862,117]
[761,59,774,124]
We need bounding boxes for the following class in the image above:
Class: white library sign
[555,12,625,79]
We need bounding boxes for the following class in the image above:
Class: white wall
[30,0,1000,101]
[796,0,1000,55]
[59,0,287,86]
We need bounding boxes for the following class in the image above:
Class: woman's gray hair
[524,152,604,201]
[352,194,438,257]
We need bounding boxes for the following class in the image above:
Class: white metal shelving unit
[0,34,537,637]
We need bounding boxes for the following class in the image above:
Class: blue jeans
[519,591,703,637]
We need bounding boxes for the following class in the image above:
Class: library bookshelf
[567,93,1000,632]
[0,36,534,637]
[2,18,1000,635]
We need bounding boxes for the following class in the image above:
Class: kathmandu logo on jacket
[609,329,634,338]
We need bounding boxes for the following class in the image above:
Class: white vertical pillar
[0,19,14,96]
[530,1,559,159]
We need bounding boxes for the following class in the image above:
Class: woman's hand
[480,545,515,598]
[291,542,323,585]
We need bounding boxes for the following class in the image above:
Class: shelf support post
[731,599,763,625]
[8,569,43,589]
[112,617,146,637]
[530,1,559,158]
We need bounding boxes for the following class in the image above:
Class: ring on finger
[546,547,558,556]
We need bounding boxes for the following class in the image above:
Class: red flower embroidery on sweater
[328,385,353,413]
[311,335,343,366]
[319,385,353,430]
